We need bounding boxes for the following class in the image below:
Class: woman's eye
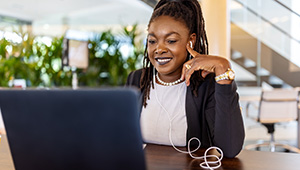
[148,40,156,44]
[167,40,177,44]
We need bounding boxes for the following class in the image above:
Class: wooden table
[145,144,300,170]
[1,135,300,170]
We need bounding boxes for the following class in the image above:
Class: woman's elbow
[223,145,243,158]
[223,134,245,158]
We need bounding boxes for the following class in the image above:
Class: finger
[184,64,198,86]
[181,60,193,81]
[186,43,201,58]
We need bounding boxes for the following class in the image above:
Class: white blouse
[140,80,187,146]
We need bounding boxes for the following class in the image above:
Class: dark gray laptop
[0,88,145,170]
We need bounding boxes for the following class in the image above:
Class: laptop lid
[0,88,145,170]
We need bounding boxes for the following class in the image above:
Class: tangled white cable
[187,138,223,169]
[169,122,223,170]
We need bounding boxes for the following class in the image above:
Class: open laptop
[0,88,145,170]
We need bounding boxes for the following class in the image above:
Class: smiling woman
[126,0,245,159]
[147,16,190,81]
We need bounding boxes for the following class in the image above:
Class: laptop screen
[0,88,145,170]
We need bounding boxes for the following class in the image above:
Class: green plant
[0,24,144,87]
[33,36,72,87]
[0,31,40,87]
[78,25,143,86]
[0,31,72,87]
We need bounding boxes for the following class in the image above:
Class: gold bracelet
[215,68,235,82]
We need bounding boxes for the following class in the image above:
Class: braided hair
[140,0,209,107]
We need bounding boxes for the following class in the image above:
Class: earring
[189,41,193,60]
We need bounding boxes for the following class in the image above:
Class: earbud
[189,41,193,48]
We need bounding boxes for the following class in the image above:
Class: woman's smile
[155,57,172,65]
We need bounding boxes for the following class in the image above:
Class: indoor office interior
[0,0,300,168]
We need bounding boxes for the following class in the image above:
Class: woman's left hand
[181,43,232,86]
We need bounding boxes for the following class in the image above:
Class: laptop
[0,88,145,170]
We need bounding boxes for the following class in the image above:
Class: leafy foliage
[0,25,144,87]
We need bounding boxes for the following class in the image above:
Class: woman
[126,0,244,158]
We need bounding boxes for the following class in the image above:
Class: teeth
[157,58,171,62]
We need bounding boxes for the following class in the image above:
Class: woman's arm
[181,43,245,158]
[212,81,245,158]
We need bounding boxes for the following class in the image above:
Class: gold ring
[185,64,191,70]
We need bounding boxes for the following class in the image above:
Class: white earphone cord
[153,74,223,169]
[169,122,223,169]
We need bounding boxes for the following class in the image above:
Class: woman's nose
[155,43,168,54]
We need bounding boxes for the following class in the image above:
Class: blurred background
[0,0,300,152]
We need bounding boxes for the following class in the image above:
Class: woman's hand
[181,43,232,86]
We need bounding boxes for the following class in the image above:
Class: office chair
[244,88,300,153]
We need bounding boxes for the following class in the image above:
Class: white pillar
[201,0,231,59]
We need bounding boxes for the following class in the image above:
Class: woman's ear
[189,33,196,49]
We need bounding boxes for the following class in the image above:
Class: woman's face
[147,16,192,78]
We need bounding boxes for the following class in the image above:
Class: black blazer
[126,69,245,158]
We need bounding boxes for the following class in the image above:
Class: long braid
[140,0,209,107]
[140,40,156,107]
